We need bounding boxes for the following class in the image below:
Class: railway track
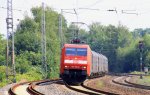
[8,81,30,95]
[65,81,119,95]
[112,75,150,90]
[27,79,62,95]
[8,74,150,95]
[8,79,61,95]
[64,74,150,95]
[9,78,119,95]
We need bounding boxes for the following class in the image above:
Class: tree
[14,6,67,78]
[32,7,67,78]
[79,22,136,72]
[15,16,40,54]
[132,28,150,38]
[15,51,32,74]
[0,34,6,66]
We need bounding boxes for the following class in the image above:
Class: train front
[60,44,91,84]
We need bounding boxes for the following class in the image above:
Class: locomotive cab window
[65,48,87,56]
[66,48,76,56]
[77,48,87,56]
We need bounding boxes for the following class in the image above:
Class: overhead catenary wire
[0,6,22,11]
[121,10,138,15]
[0,6,32,20]
[82,0,104,8]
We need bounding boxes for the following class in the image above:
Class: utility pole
[59,9,77,47]
[6,0,16,83]
[139,40,144,79]
[41,2,47,78]
[59,9,63,48]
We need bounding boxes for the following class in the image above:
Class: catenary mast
[6,0,16,82]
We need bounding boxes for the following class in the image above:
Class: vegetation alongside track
[0,4,150,87]
[96,81,104,88]
[133,75,150,86]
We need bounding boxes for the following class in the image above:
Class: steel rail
[27,79,61,95]
[81,83,119,95]
[8,79,61,95]
[64,82,100,95]
[124,77,150,90]
[112,76,150,90]
[8,81,30,95]
[64,81,119,95]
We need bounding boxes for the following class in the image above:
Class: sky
[1,0,150,37]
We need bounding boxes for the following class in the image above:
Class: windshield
[65,48,76,56]
[66,48,87,56]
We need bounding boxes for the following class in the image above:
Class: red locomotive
[60,44,108,84]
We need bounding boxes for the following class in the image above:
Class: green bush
[0,66,8,87]
[0,79,7,87]
[130,71,145,74]
[16,66,42,82]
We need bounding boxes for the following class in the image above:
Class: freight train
[60,44,108,84]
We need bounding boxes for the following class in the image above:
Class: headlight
[65,66,68,68]
[82,66,86,69]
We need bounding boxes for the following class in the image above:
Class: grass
[130,71,150,86]
[137,76,150,86]
[0,66,59,87]
[96,80,104,88]
[0,66,43,87]
[130,71,145,74]
[0,79,7,87]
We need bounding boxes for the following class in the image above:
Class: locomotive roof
[92,51,108,60]
[64,44,90,48]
